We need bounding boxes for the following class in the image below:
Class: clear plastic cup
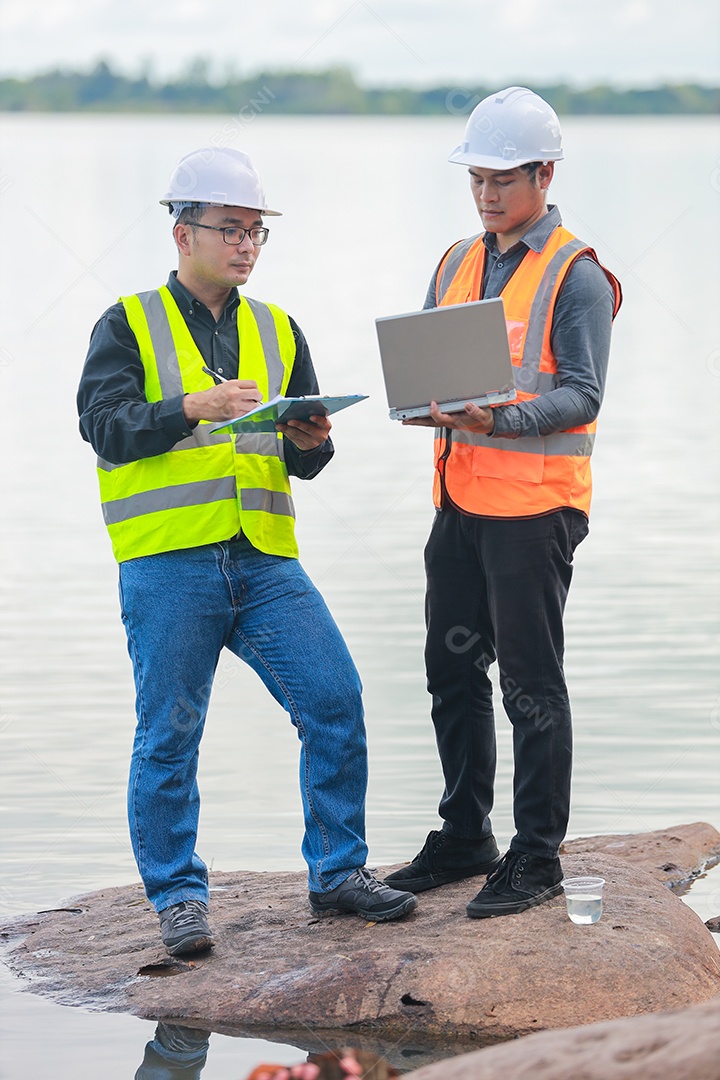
[561,876,605,924]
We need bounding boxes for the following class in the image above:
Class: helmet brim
[159,197,282,217]
[448,146,564,170]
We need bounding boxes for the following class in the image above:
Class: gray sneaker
[309,868,418,922]
[158,899,214,956]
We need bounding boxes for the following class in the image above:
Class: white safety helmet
[448,86,564,170]
[160,146,281,216]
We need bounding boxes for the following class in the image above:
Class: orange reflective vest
[432,224,622,518]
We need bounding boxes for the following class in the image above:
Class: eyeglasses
[190,223,270,246]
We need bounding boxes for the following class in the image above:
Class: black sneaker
[383,829,501,893]
[309,868,418,921]
[466,850,563,918]
[158,899,214,956]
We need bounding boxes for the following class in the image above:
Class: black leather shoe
[466,850,563,918]
[158,899,214,956]
[383,829,501,893]
[309,868,418,921]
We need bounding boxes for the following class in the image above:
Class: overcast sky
[1,0,718,87]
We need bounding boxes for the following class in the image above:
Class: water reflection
[133,1024,409,1078]
[135,1024,210,1079]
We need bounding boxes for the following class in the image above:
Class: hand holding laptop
[402,400,496,432]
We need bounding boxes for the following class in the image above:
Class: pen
[203,365,264,408]
[203,365,228,383]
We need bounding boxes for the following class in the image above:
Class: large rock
[2,825,720,1057]
[404,994,720,1080]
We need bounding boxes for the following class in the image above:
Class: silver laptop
[375,297,516,420]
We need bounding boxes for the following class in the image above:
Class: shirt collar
[482,204,563,257]
[166,271,240,319]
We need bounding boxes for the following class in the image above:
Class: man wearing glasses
[77,146,417,957]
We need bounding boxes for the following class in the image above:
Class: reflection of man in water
[134,1023,209,1080]
[133,1024,399,1080]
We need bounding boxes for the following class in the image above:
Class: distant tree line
[0,61,717,115]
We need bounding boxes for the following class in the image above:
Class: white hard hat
[160,146,281,216]
[448,86,564,170]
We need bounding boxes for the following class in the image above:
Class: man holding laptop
[384,87,622,917]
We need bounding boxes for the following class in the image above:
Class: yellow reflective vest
[97,286,299,563]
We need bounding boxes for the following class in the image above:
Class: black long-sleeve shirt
[77,272,334,479]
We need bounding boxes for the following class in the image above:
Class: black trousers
[424,504,589,859]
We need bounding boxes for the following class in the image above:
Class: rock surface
[1,824,720,1057]
[561,821,720,891]
[403,993,720,1080]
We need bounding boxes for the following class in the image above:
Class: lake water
[0,113,719,1078]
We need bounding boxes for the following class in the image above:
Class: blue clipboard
[208,394,368,434]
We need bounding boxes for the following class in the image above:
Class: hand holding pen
[199,366,331,451]
[181,366,263,426]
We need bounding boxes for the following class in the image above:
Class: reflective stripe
[534,370,559,393]
[240,488,294,516]
[102,476,237,526]
[135,290,185,398]
[234,432,284,457]
[545,431,595,456]
[515,239,586,394]
[448,429,595,456]
[244,297,284,392]
[173,429,233,450]
[170,426,297,458]
[97,430,232,471]
[437,236,480,303]
[98,457,125,473]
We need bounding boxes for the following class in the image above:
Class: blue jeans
[119,538,368,910]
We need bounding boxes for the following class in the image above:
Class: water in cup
[561,876,605,924]
[565,893,603,924]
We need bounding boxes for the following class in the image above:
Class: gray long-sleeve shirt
[423,206,617,439]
